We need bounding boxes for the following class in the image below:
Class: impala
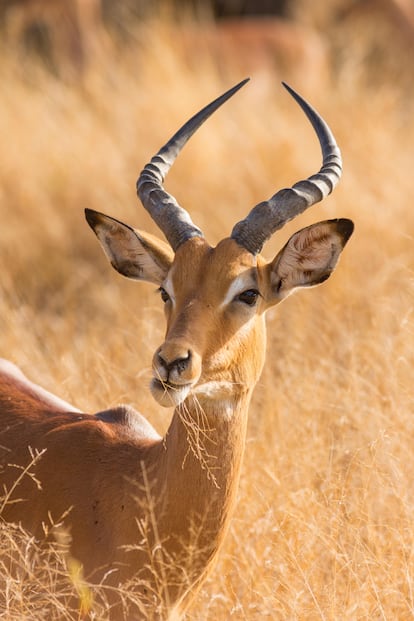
[0,80,353,619]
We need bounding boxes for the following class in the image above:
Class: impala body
[0,80,353,620]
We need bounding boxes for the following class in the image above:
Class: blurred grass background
[1,0,414,618]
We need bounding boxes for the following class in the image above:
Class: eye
[237,289,260,306]
[159,287,171,303]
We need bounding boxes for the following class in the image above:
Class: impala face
[86,79,353,408]
[150,237,266,407]
[86,211,352,408]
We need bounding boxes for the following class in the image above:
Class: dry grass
[1,8,414,620]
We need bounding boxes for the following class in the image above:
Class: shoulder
[95,405,161,442]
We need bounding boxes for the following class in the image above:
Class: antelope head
[85,80,353,408]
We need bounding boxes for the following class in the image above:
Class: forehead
[170,237,258,296]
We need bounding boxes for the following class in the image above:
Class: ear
[85,209,173,285]
[267,218,354,302]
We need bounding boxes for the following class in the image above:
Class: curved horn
[231,82,342,255]
[137,78,250,251]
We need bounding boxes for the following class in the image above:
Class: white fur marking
[220,275,257,309]
[163,271,176,304]
[193,380,235,398]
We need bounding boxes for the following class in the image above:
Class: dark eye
[237,289,260,306]
[159,287,170,303]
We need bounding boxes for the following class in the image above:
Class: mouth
[150,378,192,407]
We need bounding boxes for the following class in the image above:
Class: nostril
[157,352,168,369]
[157,349,192,374]
[155,346,194,382]
[174,350,191,374]
[154,351,169,383]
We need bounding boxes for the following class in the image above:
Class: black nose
[157,350,192,376]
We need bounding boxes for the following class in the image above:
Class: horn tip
[231,77,250,95]
[281,81,298,99]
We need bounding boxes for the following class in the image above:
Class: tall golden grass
[1,10,414,620]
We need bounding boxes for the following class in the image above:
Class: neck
[151,386,253,602]
[169,385,252,489]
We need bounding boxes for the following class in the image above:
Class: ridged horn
[231,82,342,255]
[137,78,250,251]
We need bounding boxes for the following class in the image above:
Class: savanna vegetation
[1,0,414,618]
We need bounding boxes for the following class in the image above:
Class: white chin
[150,379,191,407]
